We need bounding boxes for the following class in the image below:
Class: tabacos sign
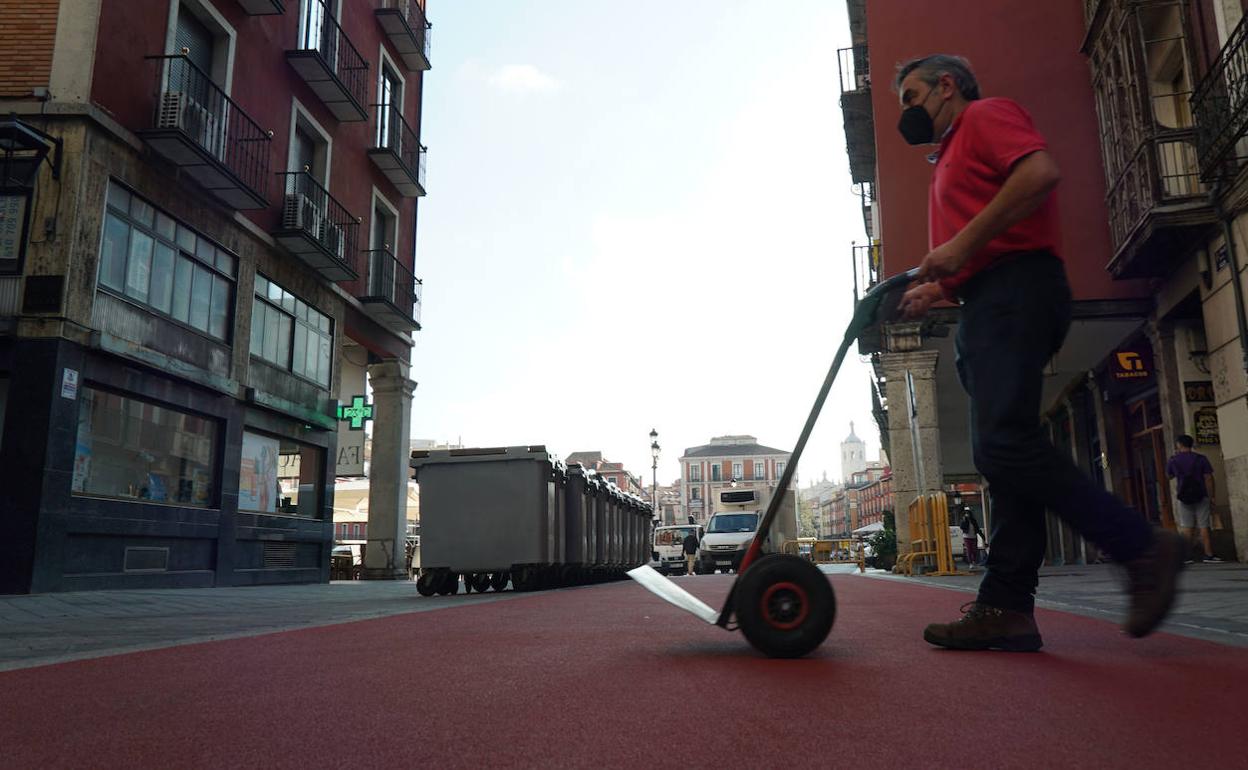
[1112,347,1152,381]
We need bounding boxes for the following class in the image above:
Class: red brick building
[0,0,431,592]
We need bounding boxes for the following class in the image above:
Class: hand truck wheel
[734,554,835,659]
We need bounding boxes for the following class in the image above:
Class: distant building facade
[679,435,793,525]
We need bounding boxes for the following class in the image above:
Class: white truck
[698,486,797,574]
[652,524,703,575]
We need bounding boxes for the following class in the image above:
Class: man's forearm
[949,152,1059,257]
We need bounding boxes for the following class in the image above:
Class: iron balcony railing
[377,0,431,69]
[277,170,359,272]
[372,102,427,192]
[1105,128,1205,252]
[1192,13,1248,182]
[146,54,271,204]
[296,0,368,114]
[362,248,422,328]
[852,242,881,304]
[837,45,869,94]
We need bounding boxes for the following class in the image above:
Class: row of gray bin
[410,446,654,595]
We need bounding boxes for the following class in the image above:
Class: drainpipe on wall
[1212,180,1248,374]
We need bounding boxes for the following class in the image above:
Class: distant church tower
[841,422,867,482]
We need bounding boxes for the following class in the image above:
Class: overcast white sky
[411,0,881,487]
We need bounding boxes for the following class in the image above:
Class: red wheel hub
[760,581,809,630]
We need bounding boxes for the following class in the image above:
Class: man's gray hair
[893,54,981,101]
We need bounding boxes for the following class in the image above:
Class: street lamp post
[649,428,660,523]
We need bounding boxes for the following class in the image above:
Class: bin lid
[410,445,552,470]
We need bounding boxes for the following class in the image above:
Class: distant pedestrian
[1166,435,1220,564]
[682,530,699,576]
[959,509,984,569]
[893,53,1185,652]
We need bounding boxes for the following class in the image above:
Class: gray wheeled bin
[563,464,592,582]
[606,479,621,571]
[590,474,611,579]
[628,494,643,567]
[410,445,561,595]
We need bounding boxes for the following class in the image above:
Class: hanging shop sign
[1111,347,1152,381]
[1194,406,1220,446]
[0,193,29,267]
[1184,381,1215,403]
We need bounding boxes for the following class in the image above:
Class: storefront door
[1125,395,1174,530]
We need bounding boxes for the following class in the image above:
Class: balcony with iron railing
[236,0,283,14]
[368,103,427,197]
[375,0,431,71]
[358,248,422,332]
[1103,125,1216,277]
[837,45,875,185]
[271,171,360,281]
[287,0,369,121]
[1192,13,1248,184]
[851,242,881,304]
[137,54,271,210]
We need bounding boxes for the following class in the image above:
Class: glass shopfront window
[238,430,324,517]
[71,387,218,506]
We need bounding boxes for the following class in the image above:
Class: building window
[732,462,742,480]
[711,464,722,482]
[353,523,361,538]
[99,182,236,341]
[289,109,330,184]
[71,386,218,507]
[250,274,333,388]
[687,463,701,482]
[691,488,701,500]
[371,194,397,252]
[776,461,786,477]
[754,460,765,480]
[238,430,324,517]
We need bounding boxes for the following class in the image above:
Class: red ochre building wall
[865,0,1150,303]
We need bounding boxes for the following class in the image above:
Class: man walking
[1166,434,1221,563]
[893,54,1186,651]
[682,529,699,576]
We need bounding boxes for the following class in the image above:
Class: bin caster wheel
[470,573,492,593]
[435,571,458,596]
[489,572,509,592]
[734,554,835,659]
[416,572,437,597]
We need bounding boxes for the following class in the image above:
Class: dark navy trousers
[953,251,1153,613]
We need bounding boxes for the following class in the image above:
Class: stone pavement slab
[864,561,1248,647]
[0,579,522,671]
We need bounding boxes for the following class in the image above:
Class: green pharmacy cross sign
[337,395,374,430]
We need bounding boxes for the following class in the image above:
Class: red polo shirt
[929,97,1060,295]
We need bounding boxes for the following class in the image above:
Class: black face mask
[897,87,947,146]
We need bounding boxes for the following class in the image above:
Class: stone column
[879,323,943,554]
[363,359,416,580]
[1145,319,1184,454]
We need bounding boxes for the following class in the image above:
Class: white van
[699,511,761,573]
[652,524,703,575]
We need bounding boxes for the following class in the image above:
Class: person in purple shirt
[1165,435,1220,563]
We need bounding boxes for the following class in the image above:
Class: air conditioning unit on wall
[283,191,324,237]
[159,91,224,159]
[320,219,345,261]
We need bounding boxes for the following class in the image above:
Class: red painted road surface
[4,574,1246,769]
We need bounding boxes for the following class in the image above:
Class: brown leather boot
[1122,529,1186,638]
[923,602,1043,651]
